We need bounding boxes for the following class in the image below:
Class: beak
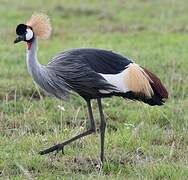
[14,35,25,44]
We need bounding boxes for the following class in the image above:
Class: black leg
[39,100,96,155]
[97,98,106,164]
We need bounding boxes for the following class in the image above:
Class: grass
[0,0,188,179]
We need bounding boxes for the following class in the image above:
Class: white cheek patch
[26,29,33,41]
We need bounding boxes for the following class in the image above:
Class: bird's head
[14,13,52,50]
[14,24,34,43]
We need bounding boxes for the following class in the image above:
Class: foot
[39,143,64,155]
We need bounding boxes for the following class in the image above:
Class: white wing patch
[99,71,129,93]
[99,63,153,97]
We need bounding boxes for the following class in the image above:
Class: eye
[26,29,33,41]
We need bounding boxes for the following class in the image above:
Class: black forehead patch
[16,24,27,35]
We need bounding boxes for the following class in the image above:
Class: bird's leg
[97,98,106,165]
[39,100,96,155]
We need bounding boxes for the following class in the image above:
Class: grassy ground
[0,0,188,179]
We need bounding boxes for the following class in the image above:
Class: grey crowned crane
[14,13,168,164]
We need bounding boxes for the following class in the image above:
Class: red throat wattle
[27,42,32,50]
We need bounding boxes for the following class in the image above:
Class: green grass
[0,0,188,179]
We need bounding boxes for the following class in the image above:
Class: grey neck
[26,37,42,77]
[26,36,70,99]
[26,37,47,88]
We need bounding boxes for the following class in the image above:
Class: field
[0,0,188,179]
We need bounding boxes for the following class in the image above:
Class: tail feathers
[143,68,168,99]
[123,92,164,106]
[123,65,168,106]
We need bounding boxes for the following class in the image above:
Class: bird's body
[27,38,167,105]
[14,13,168,165]
[28,39,131,100]
[46,47,132,100]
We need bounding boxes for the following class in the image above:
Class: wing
[47,49,125,99]
[48,48,133,74]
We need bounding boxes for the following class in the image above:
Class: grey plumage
[27,37,117,100]
[27,38,70,99]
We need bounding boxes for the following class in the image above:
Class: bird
[14,13,168,164]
